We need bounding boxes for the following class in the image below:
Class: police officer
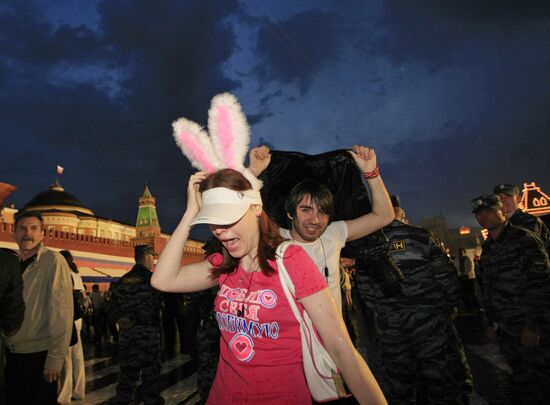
[493,183,550,251]
[357,196,472,404]
[472,194,550,404]
[108,245,163,405]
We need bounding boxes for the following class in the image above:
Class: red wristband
[363,166,380,179]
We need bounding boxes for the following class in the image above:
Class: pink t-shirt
[207,245,328,405]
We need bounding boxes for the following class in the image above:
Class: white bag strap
[275,241,302,322]
[276,241,345,401]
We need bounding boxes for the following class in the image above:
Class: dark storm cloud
[253,9,339,92]
[384,104,550,226]
[0,4,105,71]
[1,0,244,234]
[371,1,550,68]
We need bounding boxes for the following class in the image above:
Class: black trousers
[116,326,163,405]
[5,350,57,405]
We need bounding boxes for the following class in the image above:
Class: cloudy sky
[1,0,549,239]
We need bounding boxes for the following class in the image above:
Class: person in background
[161,292,185,358]
[472,194,550,404]
[0,248,25,404]
[195,238,222,403]
[5,211,73,404]
[105,282,120,347]
[108,245,163,405]
[494,183,550,251]
[90,284,106,347]
[57,250,86,403]
[358,196,472,404]
[455,248,482,313]
[81,285,92,340]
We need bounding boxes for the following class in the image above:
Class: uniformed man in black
[472,194,550,404]
[108,245,163,405]
[359,196,471,404]
[494,183,550,251]
[0,248,25,403]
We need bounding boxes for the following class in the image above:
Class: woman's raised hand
[186,171,209,219]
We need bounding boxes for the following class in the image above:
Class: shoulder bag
[276,241,348,402]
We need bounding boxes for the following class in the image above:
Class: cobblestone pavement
[78,312,511,404]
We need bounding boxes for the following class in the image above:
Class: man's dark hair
[134,245,154,263]
[14,210,44,229]
[285,180,334,221]
[60,250,79,273]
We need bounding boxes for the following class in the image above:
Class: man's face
[474,208,505,232]
[498,193,520,219]
[14,216,44,254]
[288,194,330,243]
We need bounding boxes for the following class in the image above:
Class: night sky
[2,0,549,240]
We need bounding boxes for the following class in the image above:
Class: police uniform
[108,246,163,405]
[478,220,550,404]
[196,287,220,402]
[356,219,471,404]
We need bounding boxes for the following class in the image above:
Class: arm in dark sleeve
[0,253,25,336]
[427,234,461,309]
[518,232,550,333]
[106,282,124,323]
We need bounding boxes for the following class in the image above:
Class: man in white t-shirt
[249,145,394,310]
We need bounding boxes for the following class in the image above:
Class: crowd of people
[0,210,210,404]
[1,137,549,404]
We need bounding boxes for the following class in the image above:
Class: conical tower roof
[136,185,160,236]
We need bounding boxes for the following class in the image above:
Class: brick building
[0,181,204,291]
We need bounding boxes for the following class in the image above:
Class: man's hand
[485,326,498,343]
[43,368,60,383]
[248,145,271,177]
[117,317,133,330]
[520,328,540,349]
[348,145,377,173]
[450,307,459,321]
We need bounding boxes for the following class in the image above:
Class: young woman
[151,168,386,405]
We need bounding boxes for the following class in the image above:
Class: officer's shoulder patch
[389,240,406,252]
[122,275,142,284]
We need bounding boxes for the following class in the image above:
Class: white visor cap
[190,187,263,226]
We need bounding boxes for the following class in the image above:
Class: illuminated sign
[521,182,550,216]
[459,226,471,235]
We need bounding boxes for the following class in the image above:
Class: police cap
[493,183,520,196]
[471,194,502,213]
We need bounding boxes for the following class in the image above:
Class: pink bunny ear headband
[172,93,262,191]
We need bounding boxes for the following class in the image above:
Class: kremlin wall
[0,181,205,291]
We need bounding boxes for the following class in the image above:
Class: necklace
[319,238,329,280]
[290,234,330,281]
